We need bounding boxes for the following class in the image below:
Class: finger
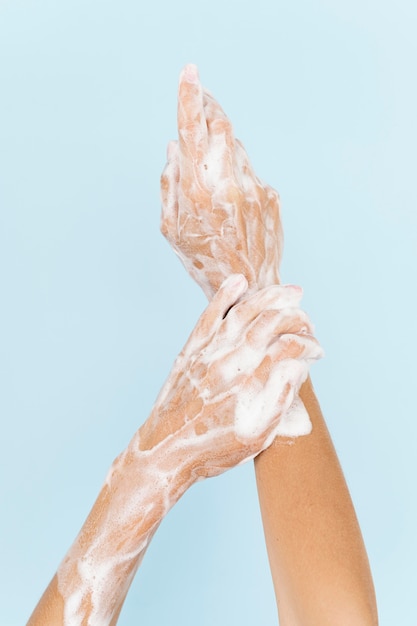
[264,183,284,269]
[235,138,255,173]
[181,274,249,359]
[236,334,320,395]
[244,307,315,348]
[268,332,324,363]
[177,64,208,165]
[246,333,319,391]
[192,274,249,343]
[203,90,236,184]
[207,273,248,326]
[234,138,258,188]
[203,89,232,133]
[227,284,304,327]
[207,119,237,186]
[202,89,223,116]
[160,140,180,240]
[203,91,233,138]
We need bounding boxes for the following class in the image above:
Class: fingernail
[286,284,303,294]
[183,63,199,84]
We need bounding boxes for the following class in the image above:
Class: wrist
[125,427,197,507]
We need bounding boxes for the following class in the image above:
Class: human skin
[160,63,378,625]
[27,276,322,625]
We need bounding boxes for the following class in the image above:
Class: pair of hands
[140,65,322,477]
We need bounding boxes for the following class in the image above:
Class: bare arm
[255,378,378,625]
[27,277,321,625]
[160,63,378,624]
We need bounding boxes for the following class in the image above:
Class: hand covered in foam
[161,64,283,299]
[36,277,321,626]
[139,275,322,478]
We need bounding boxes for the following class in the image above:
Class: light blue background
[0,0,416,624]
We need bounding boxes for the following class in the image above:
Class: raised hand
[161,64,283,299]
[138,275,322,477]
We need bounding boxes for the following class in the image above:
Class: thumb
[211,274,248,322]
[191,274,249,345]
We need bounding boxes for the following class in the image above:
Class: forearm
[164,62,378,624]
[27,428,194,626]
[27,277,317,624]
[254,377,378,625]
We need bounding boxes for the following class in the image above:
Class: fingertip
[291,284,303,305]
[215,274,248,321]
[217,274,248,306]
[296,334,324,362]
[221,273,248,295]
[181,63,200,84]
[285,284,303,296]
[275,283,304,307]
[311,340,325,361]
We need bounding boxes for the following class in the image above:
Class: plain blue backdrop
[0,0,416,624]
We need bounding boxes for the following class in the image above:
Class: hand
[161,64,283,300]
[138,275,322,479]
